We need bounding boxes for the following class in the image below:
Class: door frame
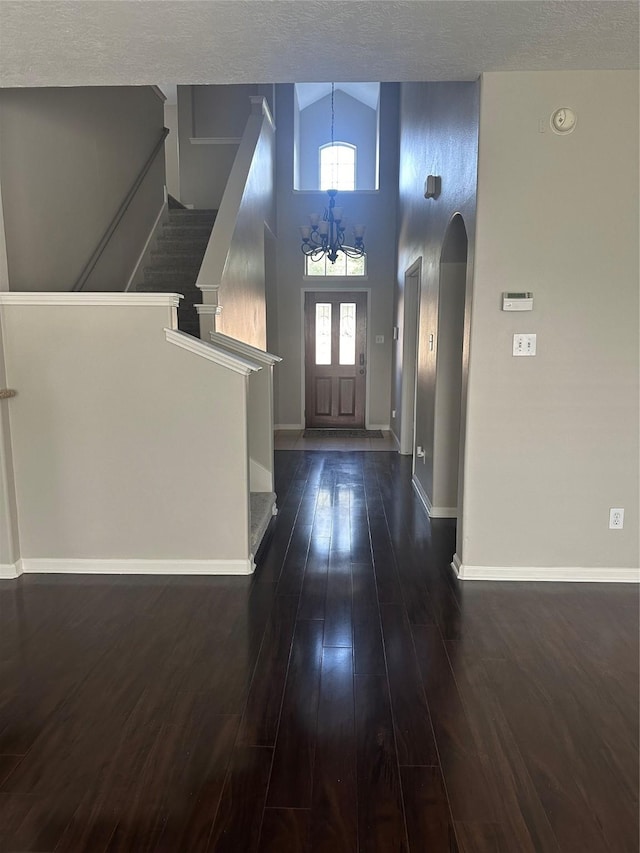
[399,259,422,457]
[301,287,371,429]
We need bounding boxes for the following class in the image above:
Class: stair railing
[72,127,170,292]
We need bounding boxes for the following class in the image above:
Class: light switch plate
[513,333,536,356]
[375,335,384,344]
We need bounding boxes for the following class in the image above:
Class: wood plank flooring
[0,450,638,852]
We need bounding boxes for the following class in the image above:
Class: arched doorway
[432,215,468,533]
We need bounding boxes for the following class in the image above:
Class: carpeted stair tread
[250,492,277,553]
[155,240,209,254]
[162,227,212,239]
[168,208,217,217]
[135,209,217,337]
[143,268,201,282]
[150,249,205,261]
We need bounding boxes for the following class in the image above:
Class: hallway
[0,451,637,852]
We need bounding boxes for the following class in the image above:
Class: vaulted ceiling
[0,1,637,88]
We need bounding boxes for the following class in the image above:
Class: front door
[304,291,367,428]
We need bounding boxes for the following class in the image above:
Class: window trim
[304,251,368,279]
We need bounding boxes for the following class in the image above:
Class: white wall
[0,86,165,292]
[463,70,639,574]
[395,82,479,513]
[297,89,378,190]
[1,298,253,565]
[274,83,398,429]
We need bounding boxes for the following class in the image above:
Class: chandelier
[299,84,366,264]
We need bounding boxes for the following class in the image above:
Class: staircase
[136,208,217,337]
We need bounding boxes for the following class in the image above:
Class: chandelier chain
[331,82,335,148]
[298,82,366,264]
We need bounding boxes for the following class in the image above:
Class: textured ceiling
[0,1,637,88]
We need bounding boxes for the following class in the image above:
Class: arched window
[319,142,356,191]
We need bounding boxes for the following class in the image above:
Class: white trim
[195,304,222,315]
[367,423,390,432]
[16,558,255,576]
[125,200,168,292]
[451,553,463,577]
[0,292,181,307]
[197,283,221,293]
[189,137,242,145]
[293,189,380,196]
[250,458,273,492]
[275,424,303,431]
[250,96,276,131]
[412,474,431,516]
[430,505,457,519]
[150,85,167,103]
[390,428,401,451]
[451,557,640,583]
[211,331,282,366]
[164,328,262,375]
[411,474,456,518]
[0,561,22,579]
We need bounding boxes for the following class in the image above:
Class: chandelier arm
[341,245,366,259]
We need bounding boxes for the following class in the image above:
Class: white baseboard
[0,562,22,579]
[412,475,430,515]
[125,201,168,292]
[275,424,303,431]
[411,476,457,519]
[250,458,273,492]
[451,554,640,583]
[430,505,457,519]
[14,557,255,576]
[389,429,400,450]
[368,423,390,432]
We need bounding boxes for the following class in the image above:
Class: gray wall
[0,86,165,291]
[178,84,273,210]
[298,90,377,190]
[164,102,181,200]
[214,108,275,350]
[464,70,639,571]
[394,82,479,525]
[273,83,398,429]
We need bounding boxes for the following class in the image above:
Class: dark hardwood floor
[0,450,638,852]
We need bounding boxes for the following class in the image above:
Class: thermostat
[502,292,533,311]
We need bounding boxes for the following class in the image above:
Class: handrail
[72,127,169,292]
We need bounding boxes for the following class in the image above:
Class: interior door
[305,291,367,428]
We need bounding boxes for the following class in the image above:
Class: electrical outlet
[609,508,624,530]
[391,409,396,418]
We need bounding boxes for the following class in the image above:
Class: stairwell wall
[0,86,165,291]
[178,84,274,210]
